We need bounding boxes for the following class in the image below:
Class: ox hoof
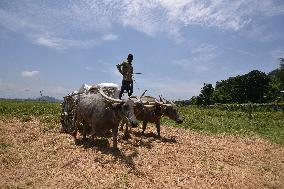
[82,138,87,143]
[112,146,119,151]
[74,139,79,145]
[131,124,138,128]
[59,128,66,133]
[123,133,131,140]
[156,135,161,139]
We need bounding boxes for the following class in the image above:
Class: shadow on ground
[71,129,178,174]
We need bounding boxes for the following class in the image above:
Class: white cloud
[35,36,60,48]
[32,33,119,49]
[1,0,283,46]
[102,33,118,41]
[32,34,102,49]
[84,66,94,71]
[173,44,220,73]
[256,1,284,16]
[158,0,247,31]
[246,24,283,42]
[21,70,39,77]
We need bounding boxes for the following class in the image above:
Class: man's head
[127,54,133,63]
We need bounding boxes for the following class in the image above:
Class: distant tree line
[189,58,284,105]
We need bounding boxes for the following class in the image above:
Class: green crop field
[0,99,61,132]
[162,106,284,145]
[0,99,61,117]
[1,99,283,145]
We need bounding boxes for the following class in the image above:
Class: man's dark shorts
[120,80,133,98]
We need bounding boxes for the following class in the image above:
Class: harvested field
[0,118,284,189]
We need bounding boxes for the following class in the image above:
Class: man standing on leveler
[117,53,134,99]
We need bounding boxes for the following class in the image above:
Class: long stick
[140,90,147,98]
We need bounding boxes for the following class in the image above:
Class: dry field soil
[1,118,284,188]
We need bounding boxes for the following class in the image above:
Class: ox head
[158,97,183,124]
[129,92,183,125]
[129,96,155,113]
[99,88,138,128]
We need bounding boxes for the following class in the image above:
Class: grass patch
[162,106,284,145]
[0,140,12,151]
[113,172,131,189]
[0,99,60,119]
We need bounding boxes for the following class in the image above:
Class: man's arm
[116,63,123,75]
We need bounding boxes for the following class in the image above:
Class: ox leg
[112,126,118,149]
[120,119,130,139]
[72,127,78,141]
[82,123,87,142]
[124,124,130,139]
[72,117,78,143]
[119,119,125,131]
[90,128,96,142]
[156,120,161,138]
[91,134,95,141]
[142,121,147,135]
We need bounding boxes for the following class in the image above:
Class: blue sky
[0,0,284,100]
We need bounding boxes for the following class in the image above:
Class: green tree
[196,95,204,106]
[268,58,284,101]
[213,70,270,103]
[200,83,214,105]
[189,96,197,105]
[244,70,270,103]
[278,58,284,90]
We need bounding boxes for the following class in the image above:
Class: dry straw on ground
[0,118,283,189]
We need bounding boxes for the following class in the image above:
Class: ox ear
[155,104,163,112]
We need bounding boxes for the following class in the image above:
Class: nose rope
[123,112,137,125]
[125,116,130,123]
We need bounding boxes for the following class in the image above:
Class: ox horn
[155,99,163,105]
[144,104,155,108]
[157,96,172,107]
[163,103,173,107]
[131,95,155,108]
[159,95,167,104]
[131,95,155,105]
[130,96,139,101]
[130,96,143,105]
[99,88,123,103]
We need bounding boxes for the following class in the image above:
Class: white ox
[77,83,120,97]
[61,83,121,134]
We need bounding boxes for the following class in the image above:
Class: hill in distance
[0,96,62,102]
[36,96,62,102]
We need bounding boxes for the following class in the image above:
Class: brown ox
[121,96,183,137]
